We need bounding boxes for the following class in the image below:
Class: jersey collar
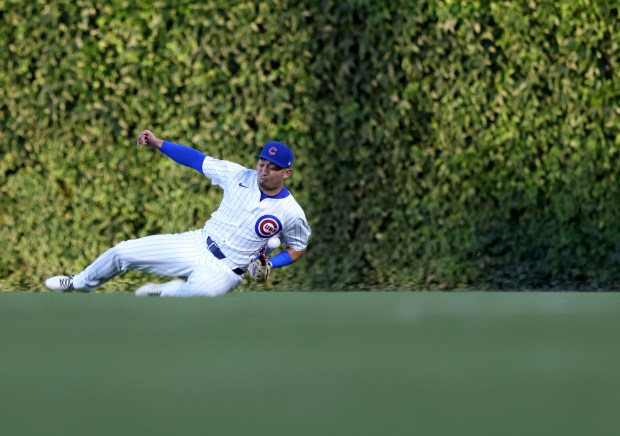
[259,186,290,201]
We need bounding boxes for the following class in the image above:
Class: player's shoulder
[203,158,250,179]
[281,190,307,216]
[281,193,311,234]
[204,157,246,171]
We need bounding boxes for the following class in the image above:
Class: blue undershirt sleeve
[160,140,206,174]
[269,251,293,268]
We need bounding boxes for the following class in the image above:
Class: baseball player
[44,130,311,297]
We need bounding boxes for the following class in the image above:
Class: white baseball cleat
[45,275,75,292]
[135,279,186,297]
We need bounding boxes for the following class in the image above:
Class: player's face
[257,159,291,194]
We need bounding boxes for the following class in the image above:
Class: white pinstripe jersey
[200,156,311,267]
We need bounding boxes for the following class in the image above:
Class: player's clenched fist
[136,129,163,149]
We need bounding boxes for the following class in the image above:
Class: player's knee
[161,284,227,298]
[106,241,122,258]
[187,284,230,297]
[202,287,231,297]
[183,276,238,297]
[106,241,133,270]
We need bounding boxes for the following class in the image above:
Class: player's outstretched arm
[136,129,206,173]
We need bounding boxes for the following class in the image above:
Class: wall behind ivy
[1,1,619,291]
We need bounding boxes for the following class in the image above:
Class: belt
[207,236,244,276]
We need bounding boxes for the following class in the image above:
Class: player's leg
[68,231,204,291]
[157,262,244,297]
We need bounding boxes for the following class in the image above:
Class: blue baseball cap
[255,141,294,168]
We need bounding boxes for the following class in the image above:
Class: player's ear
[283,168,292,180]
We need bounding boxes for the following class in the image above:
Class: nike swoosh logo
[239,183,249,188]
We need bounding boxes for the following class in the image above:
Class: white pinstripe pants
[72,230,244,297]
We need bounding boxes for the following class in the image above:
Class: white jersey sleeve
[280,206,311,252]
[201,157,246,188]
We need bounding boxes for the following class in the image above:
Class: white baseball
[267,236,281,249]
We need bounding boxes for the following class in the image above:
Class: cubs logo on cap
[255,141,294,168]
[255,215,282,238]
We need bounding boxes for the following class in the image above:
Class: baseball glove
[248,250,271,283]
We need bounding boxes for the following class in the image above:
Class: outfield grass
[0,291,619,436]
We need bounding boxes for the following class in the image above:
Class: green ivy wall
[1,1,619,291]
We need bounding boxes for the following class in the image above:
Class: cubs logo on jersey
[255,215,282,238]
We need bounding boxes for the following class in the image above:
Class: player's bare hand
[136,130,163,149]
